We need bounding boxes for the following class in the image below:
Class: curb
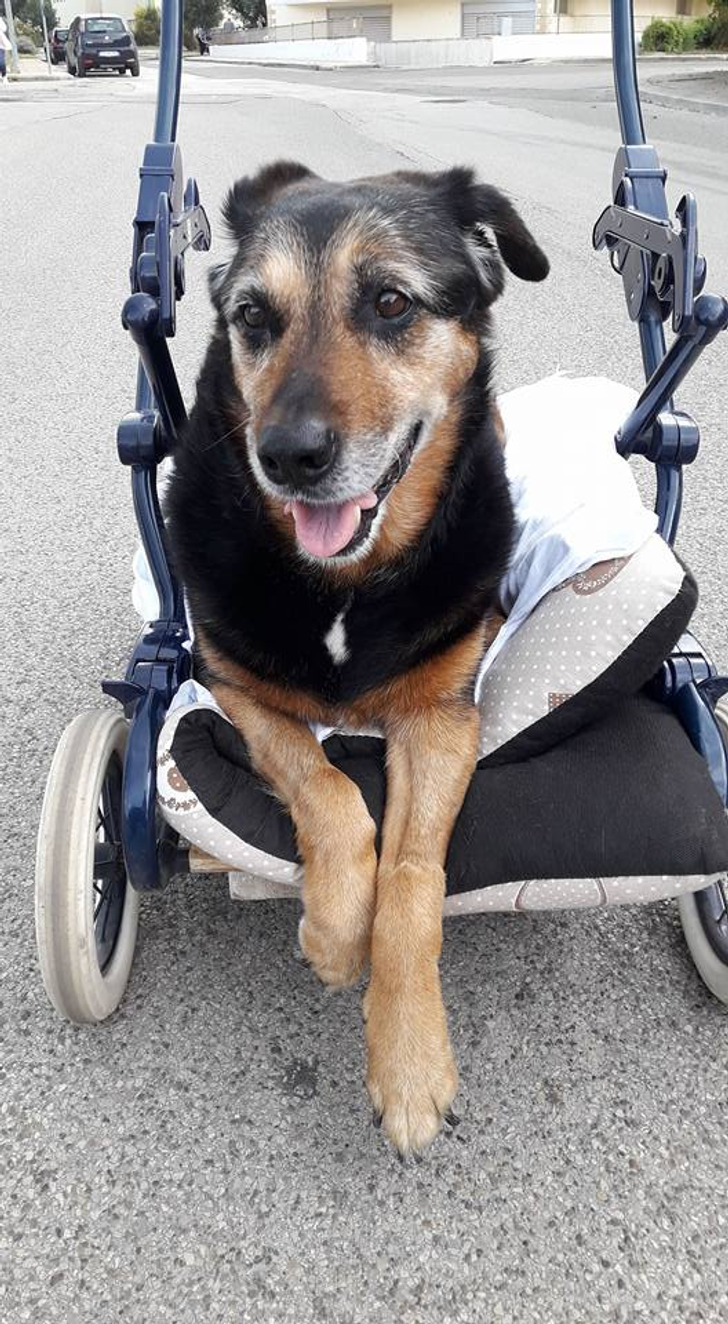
[641,88,728,116]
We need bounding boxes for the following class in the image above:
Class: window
[85,18,126,34]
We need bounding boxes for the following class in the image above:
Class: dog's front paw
[364,975,458,1154]
[299,914,370,988]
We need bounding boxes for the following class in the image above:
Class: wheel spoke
[99,889,113,943]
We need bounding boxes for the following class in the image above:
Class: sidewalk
[643,67,728,116]
[7,54,56,81]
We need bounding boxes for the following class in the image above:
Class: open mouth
[284,421,423,560]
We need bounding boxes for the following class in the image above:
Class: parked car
[66,14,140,77]
[49,27,68,64]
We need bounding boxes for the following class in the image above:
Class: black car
[49,27,68,64]
[66,14,140,77]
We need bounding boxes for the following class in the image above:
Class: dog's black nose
[258,422,337,489]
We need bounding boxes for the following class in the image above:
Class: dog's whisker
[198,415,249,453]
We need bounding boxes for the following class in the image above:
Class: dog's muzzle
[257,420,423,561]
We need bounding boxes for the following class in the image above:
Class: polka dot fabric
[477,532,684,760]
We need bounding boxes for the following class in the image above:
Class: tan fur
[357,328,479,570]
[208,679,377,987]
[326,213,442,306]
[201,620,500,1153]
[492,402,507,451]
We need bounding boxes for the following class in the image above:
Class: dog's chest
[230,552,488,707]
[322,608,351,666]
[262,583,409,703]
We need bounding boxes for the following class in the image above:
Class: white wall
[212,32,614,67]
[491,30,612,58]
[374,35,493,62]
[210,35,371,63]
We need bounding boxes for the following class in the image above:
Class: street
[3,55,728,1322]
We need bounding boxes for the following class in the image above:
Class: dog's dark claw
[372,1110,382,1130]
[444,1109,461,1130]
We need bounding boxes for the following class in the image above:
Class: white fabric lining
[225,869,726,914]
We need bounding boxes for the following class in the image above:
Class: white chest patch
[324,610,350,665]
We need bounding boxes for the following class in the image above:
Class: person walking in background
[0,17,11,82]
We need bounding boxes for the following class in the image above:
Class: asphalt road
[3,58,728,1323]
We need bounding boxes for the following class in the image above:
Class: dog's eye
[240,302,267,329]
[375,290,412,321]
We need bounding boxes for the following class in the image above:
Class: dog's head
[211,161,548,562]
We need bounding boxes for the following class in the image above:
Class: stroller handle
[611,0,645,148]
[154,0,184,146]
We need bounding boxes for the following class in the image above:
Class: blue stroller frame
[38,0,728,1017]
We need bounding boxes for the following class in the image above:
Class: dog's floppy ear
[438,167,549,298]
[223,160,317,241]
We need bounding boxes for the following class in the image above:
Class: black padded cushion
[170,693,728,893]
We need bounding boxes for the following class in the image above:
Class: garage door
[327,6,392,40]
[462,0,535,36]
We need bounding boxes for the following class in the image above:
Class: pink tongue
[288,492,377,558]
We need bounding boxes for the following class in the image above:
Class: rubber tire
[35,710,140,1023]
[131,62,140,77]
[678,696,728,1004]
[117,66,126,75]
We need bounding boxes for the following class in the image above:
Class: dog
[166,162,548,1154]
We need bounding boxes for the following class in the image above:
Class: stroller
[35,0,728,1025]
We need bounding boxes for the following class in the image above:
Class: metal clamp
[136,179,211,336]
[593,190,704,334]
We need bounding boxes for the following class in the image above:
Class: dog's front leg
[365,702,480,1154]
[212,683,377,987]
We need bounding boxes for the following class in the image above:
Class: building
[268,0,535,40]
[538,0,709,33]
[55,0,150,28]
[268,0,710,39]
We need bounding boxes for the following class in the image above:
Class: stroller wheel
[678,696,728,1004]
[35,710,139,1023]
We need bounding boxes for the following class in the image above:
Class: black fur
[166,166,548,707]
[167,343,513,706]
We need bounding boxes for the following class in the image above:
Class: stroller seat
[153,376,728,913]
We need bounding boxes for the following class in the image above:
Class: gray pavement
[3,59,728,1323]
